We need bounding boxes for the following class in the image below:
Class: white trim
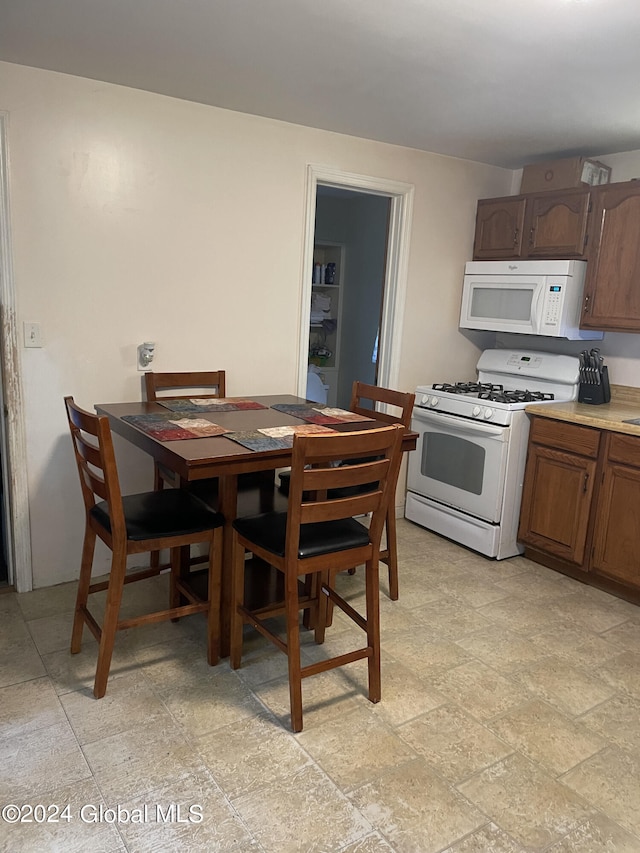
[298,165,414,397]
[0,112,32,592]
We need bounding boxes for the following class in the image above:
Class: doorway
[298,165,414,403]
[314,187,390,408]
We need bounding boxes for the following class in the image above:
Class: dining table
[96,394,418,655]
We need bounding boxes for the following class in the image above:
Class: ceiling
[1,0,639,169]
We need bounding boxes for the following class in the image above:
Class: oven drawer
[530,416,600,458]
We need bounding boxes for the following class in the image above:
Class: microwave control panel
[542,282,564,328]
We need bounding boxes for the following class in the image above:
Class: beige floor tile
[441,822,526,852]
[41,639,140,696]
[0,721,92,801]
[477,595,572,637]
[430,660,530,721]
[430,572,511,608]
[339,832,396,852]
[0,777,125,853]
[162,668,267,737]
[409,597,495,641]
[487,699,607,775]
[234,762,371,853]
[580,693,640,754]
[350,758,486,853]
[545,813,640,853]
[595,650,640,700]
[382,635,474,678]
[26,611,76,656]
[512,656,616,717]
[340,654,446,728]
[455,625,550,673]
[117,769,260,853]
[83,719,206,804]
[562,746,640,837]
[531,625,621,669]
[458,752,596,849]
[601,617,640,652]
[195,713,311,800]
[547,591,634,634]
[0,609,32,645]
[0,634,46,689]
[16,581,78,621]
[400,703,513,783]
[297,709,416,792]
[0,676,66,738]
[495,571,578,601]
[60,672,170,745]
[0,590,21,616]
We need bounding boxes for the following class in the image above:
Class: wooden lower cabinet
[518,416,640,603]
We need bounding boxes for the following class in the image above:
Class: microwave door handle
[531,282,545,334]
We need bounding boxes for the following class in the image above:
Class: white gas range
[405,349,580,559]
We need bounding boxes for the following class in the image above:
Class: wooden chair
[144,370,226,492]
[279,381,415,600]
[65,396,224,698]
[230,423,405,732]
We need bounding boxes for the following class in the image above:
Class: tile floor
[2,519,640,852]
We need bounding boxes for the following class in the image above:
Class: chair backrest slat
[286,424,404,557]
[144,371,226,401]
[64,396,125,534]
[349,381,415,427]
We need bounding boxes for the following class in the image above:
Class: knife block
[578,366,611,405]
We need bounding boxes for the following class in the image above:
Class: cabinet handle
[583,473,589,493]
[584,294,590,313]
[529,227,534,247]
[513,227,519,246]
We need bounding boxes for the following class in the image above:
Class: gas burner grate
[478,389,555,403]
[432,382,503,395]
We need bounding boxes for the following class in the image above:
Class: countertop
[525,385,640,437]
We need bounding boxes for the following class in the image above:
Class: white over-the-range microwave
[459,259,603,340]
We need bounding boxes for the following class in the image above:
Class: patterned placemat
[270,403,375,425]
[157,398,268,413]
[122,412,229,440]
[226,423,335,451]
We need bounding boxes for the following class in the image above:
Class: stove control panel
[472,406,494,419]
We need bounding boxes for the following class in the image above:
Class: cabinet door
[518,444,596,566]
[473,197,526,259]
[581,182,640,331]
[591,462,640,586]
[523,189,590,258]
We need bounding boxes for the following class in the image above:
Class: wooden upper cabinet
[473,197,526,259]
[580,181,640,332]
[472,189,590,260]
[523,188,590,258]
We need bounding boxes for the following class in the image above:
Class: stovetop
[431,382,555,404]
[415,349,580,426]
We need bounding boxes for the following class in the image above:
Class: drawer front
[530,417,600,458]
[607,432,640,468]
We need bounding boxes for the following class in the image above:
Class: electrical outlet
[24,322,43,348]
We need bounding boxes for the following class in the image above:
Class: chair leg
[365,557,382,704]
[71,526,96,654]
[207,528,223,666]
[229,533,246,670]
[385,510,399,601]
[149,466,164,570]
[314,569,330,645]
[285,569,304,733]
[93,549,127,699]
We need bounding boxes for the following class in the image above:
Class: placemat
[226,423,334,451]
[270,403,375,425]
[157,398,267,413]
[122,412,230,440]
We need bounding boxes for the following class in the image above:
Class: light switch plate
[24,322,43,348]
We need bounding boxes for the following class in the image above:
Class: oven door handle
[412,408,507,439]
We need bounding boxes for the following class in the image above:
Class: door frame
[298,165,414,398]
[0,112,32,592]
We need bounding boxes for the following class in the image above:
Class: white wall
[0,61,515,587]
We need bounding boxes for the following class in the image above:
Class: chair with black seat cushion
[279,381,415,600]
[65,396,224,699]
[230,423,405,732]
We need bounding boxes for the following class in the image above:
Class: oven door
[407,406,510,523]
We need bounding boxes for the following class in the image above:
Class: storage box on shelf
[520,155,611,194]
